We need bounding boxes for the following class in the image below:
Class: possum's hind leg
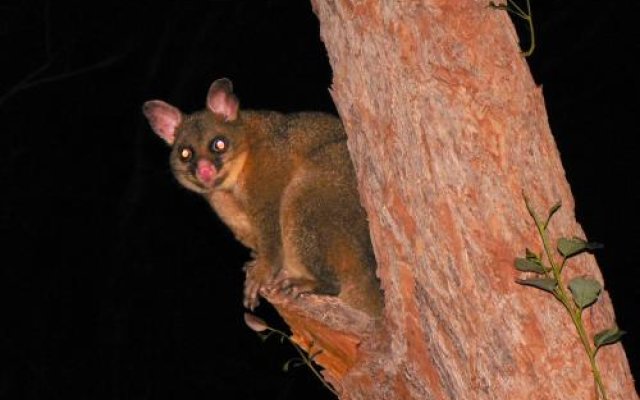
[269,177,342,299]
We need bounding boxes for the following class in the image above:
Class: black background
[2,1,638,399]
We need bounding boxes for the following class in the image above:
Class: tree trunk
[264,1,638,399]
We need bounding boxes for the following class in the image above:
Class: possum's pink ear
[206,78,239,122]
[142,100,182,145]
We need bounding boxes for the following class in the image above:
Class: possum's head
[143,78,249,194]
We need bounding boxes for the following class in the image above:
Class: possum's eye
[210,136,228,154]
[178,146,193,162]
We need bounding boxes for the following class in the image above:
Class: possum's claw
[243,260,272,310]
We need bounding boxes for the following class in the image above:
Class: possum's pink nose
[196,159,216,183]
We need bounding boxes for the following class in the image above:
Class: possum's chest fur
[208,189,255,249]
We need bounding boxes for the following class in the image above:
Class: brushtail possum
[143,78,382,316]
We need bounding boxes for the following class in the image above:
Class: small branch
[0,54,122,107]
[245,312,338,397]
[0,60,53,106]
[21,54,122,90]
[489,0,536,56]
[0,1,123,107]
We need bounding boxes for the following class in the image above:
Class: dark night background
[1,1,638,399]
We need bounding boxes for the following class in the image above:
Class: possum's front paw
[243,260,273,310]
[266,276,320,301]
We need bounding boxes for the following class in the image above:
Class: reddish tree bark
[263,1,638,399]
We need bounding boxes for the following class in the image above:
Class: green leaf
[258,333,268,342]
[594,327,626,350]
[568,277,602,309]
[282,358,304,372]
[525,248,540,261]
[522,193,541,225]
[557,237,587,257]
[557,237,603,258]
[514,257,546,274]
[516,278,557,293]
[544,201,562,229]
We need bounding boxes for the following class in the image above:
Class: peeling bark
[264,1,638,399]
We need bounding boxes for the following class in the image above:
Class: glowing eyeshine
[210,136,228,154]
[179,146,193,162]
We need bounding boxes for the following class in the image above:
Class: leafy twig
[489,0,536,56]
[244,313,338,396]
[515,194,624,400]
